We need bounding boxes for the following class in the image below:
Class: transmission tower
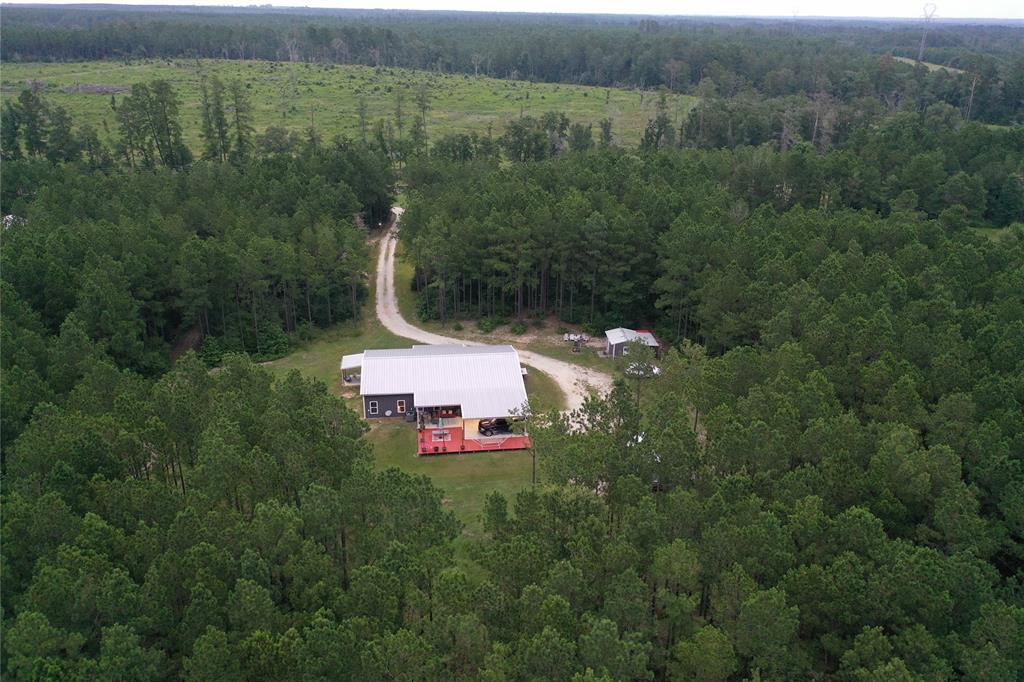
[917,4,938,63]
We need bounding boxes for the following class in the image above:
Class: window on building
[396,400,406,413]
[368,400,378,416]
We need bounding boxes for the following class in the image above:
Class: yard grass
[1,59,697,150]
[523,362,563,414]
[264,237,543,561]
[261,317,411,397]
[365,422,533,548]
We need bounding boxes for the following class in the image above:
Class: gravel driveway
[376,209,614,413]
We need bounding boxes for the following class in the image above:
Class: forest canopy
[2,7,1023,125]
[2,9,1024,681]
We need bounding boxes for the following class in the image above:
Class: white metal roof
[605,327,659,347]
[340,353,364,370]
[359,344,529,418]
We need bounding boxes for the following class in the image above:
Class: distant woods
[2,8,1022,126]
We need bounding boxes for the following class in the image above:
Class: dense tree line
[2,82,393,387]
[3,7,1023,124]
[1,352,460,680]
[500,309,1023,677]
[7,179,1020,678]
[401,112,1022,329]
[3,13,1024,679]
[398,132,1024,679]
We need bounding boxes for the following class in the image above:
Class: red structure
[418,425,532,456]
[345,344,534,456]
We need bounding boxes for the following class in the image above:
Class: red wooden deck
[417,426,531,456]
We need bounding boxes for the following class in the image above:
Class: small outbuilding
[604,327,660,358]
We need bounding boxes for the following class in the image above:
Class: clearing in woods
[892,56,966,74]
[1,59,697,149]
[262,236,563,552]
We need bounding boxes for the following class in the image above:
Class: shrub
[452,322,464,331]
[477,318,499,333]
[254,324,291,362]
[197,336,227,367]
[511,321,527,335]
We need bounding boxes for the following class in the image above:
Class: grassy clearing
[523,363,563,414]
[971,226,1013,243]
[893,56,965,74]
[365,423,533,545]
[264,237,543,555]
[1,59,697,150]
[262,318,410,395]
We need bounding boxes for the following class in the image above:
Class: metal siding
[605,328,658,349]
[364,394,415,418]
[341,353,363,370]
[358,345,528,418]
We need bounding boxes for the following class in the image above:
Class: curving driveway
[376,208,614,412]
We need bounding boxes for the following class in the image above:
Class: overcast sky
[5,0,1022,20]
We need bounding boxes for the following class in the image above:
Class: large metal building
[340,344,531,455]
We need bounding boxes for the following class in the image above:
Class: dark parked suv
[478,418,511,436]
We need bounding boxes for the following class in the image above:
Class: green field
[893,56,965,74]
[971,226,1015,243]
[366,423,533,544]
[1,59,696,149]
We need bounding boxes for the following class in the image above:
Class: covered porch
[340,353,363,386]
[418,424,532,456]
[416,406,530,455]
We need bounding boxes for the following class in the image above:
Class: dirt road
[376,208,614,412]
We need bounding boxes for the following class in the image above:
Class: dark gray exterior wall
[607,340,659,358]
[363,394,415,418]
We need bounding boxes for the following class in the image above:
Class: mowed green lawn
[1,59,696,149]
[366,423,533,549]
[263,239,557,543]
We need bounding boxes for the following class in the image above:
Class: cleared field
[893,56,965,74]
[1,59,696,149]
[971,226,1015,243]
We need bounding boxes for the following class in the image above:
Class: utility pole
[917,4,937,63]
